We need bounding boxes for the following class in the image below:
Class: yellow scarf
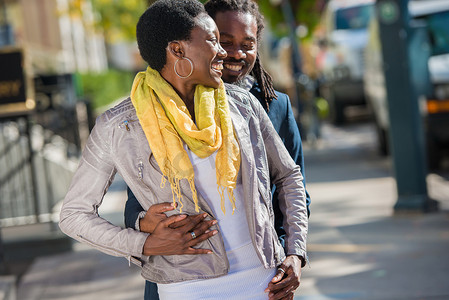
[130,66,240,214]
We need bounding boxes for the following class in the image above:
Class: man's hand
[143,213,218,256]
[139,202,176,234]
[265,255,302,300]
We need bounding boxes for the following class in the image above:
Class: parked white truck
[364,0,449,169]
[318,0,375,124]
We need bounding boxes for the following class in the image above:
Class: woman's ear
[168,41,184,60]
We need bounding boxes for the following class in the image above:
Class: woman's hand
[265,255,302,300]
[143,213,218,256]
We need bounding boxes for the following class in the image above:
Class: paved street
[7,120,449,299]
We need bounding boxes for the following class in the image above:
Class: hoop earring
[174,57,194,79]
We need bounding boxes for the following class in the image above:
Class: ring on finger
[190,231,196,239]
[277,267,286,274]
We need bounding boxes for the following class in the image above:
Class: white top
[188,149,251,252]
[157,147,276,299]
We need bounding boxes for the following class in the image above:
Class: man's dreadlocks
[204,0,278,110]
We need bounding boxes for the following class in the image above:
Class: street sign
[378,0,400,24]
[0,48,35,117]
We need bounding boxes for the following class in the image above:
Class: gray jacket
[59,83,308,284]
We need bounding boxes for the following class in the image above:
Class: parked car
[318,0,375,124]
[364,0,449,169]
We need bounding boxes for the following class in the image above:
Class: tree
[257,0,325,40]
[92,0,147,42]
[67,0,147,43]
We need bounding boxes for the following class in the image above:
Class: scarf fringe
[218,186,226,215]
[167,176,183,213]
[131,66,240,216]
[227,187,236,215]
[161,175,200,214]
[217,186,237,215]
[188,177,200,213]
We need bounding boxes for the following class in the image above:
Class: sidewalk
[299,173,449,300]
[7,122,449,299]
[298,123,449,299]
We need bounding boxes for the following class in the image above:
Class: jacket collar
[234,75,256,92]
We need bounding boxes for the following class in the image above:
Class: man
[125,0,311,298]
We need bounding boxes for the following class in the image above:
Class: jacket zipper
[118,119,138,131]
[138,161,144,179]
[137,161,158,190]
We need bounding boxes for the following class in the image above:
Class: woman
[59,0,308,299]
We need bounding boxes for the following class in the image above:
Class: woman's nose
[218,44,227,58]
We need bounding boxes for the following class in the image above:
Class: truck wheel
[329,97,345,125]
[377,125,389,156]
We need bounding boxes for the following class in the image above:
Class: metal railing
[0,113,81,227]
[0,118,39,225]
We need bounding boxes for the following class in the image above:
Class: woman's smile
[212,60,224,75]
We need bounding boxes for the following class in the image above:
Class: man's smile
[224,63,244,72]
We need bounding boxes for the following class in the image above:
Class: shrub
[76,69,135,111]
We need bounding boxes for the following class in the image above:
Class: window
[427,11,449,56]
[335,4,374,30]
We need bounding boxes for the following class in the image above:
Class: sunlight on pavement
[307,244,387,253]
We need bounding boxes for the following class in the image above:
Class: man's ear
[168,41,184,60]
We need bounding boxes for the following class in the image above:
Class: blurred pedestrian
[60,0,308,299]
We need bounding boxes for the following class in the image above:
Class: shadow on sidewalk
[301,213,449,299]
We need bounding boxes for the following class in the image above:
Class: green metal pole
[376,0,437,212]
[280,0,303,117]
[279,0,317,139]
[280,0,303,76]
